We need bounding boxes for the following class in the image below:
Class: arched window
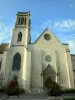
[12,53,21,71]
[18,32,22,42]
[21,17,24,24]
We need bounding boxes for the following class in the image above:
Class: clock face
[45,55,52,62]
[44,34,50,40]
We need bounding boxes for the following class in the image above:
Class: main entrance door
[44,77,55,89]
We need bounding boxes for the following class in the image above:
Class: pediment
[43,64,56,80]
[33,28,62,45]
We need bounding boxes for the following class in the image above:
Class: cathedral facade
[0,12,75,91]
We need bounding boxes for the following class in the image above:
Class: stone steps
[19,90,48,99]
[5,90,49,100]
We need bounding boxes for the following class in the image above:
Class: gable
[43,64,56,80]
[43,64,56,75]
[0,43,9,54]
[32,28,64,53]
[34,28,61,44]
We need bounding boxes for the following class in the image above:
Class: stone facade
[0,12,74,90]
[71,55,75,86]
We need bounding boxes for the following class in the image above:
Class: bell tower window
[18,17,27,25]
[18,17,21,24]
[18,32,22,42]
[25,18,27,24]
[21,17,24,24]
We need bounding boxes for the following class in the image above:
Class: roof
[0,43,9,54]
[34,28,48,43]
[71,54,75,56]
[62,43,69,45]
[30,28,69,45]
[17,11,30,16]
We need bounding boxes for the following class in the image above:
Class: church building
[0,12,75,91]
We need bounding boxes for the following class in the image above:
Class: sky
[0,0,75,54]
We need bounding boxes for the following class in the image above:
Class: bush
[50,86,61,96]
[49,83,61,96]
[8,80,19,89]
[19,88,25,94]
[0,87,6,93]
[7,80,19,96]
[61,88,75,93]
[7,88,19,96]
[7,80,25,95]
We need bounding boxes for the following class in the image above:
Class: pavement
[0,91,75,100]
[0,93,8,100]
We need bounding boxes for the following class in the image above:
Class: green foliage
[8,80,19,89]
[0,87,6,92]
[7,80,25,95]
[19,88,25,94]
[7,80,19,96]
[61,88,75,93]
[51,86,61,96]
[0,81,24,96]
[7,87,25,95]
[0,86,25,94]
[64,98,75,100]
[7,88,19,95]
[48,82,61,96]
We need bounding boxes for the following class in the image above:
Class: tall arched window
[21,17,24,24]
[18,32,22,42]
[12,53,21,71]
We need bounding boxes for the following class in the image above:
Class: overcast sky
[0,0,75,54]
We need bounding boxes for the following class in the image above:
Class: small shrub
[0,87,7,93]
[7,80,19,96]
[61,88,75,93]
[19,88,25,94]
[50,83,61,96]
[8,80,19,89]
[7,80,25,95]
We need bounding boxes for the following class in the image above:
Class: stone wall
[71,54,75,86]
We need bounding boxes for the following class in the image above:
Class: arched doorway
[44,76,55,89]
[43,76,56,94]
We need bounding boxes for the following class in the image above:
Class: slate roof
[0,43,9,54]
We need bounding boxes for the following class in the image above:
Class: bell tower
[11,11,31,46]
[5,12,31,89]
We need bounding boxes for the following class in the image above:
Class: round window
[45,55,51,62]
[44,34,50,40]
